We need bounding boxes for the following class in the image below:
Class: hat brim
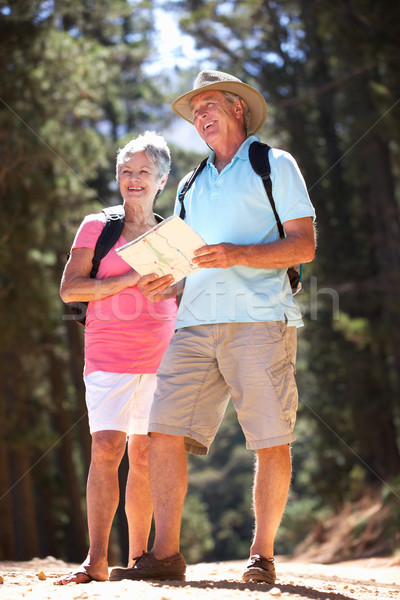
[172,81,267,135]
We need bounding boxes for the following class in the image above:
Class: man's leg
[150,432,187,559]
[242,443,291,583]
[109,432,188,581]
[251,443,292,557]
[57,430,126,584]
[125,434,153,565]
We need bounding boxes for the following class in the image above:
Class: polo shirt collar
[206,134,260,167]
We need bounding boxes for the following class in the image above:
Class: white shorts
[84,371,157,435]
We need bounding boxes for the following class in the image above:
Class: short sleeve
[270,150,316,224]
[71,213,106,251]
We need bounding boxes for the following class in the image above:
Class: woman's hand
[137,273,175,302]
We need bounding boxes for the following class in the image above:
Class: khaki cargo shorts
[148,321,298,455]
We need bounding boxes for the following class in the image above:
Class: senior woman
[57,131,178,584]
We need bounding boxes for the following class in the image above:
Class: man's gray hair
[222,91,251,133]
[116,131,171,181]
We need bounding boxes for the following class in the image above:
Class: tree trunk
[62,302,91,474]
[10,447,41,559]
[356,75,400,477]
[4,353,41,560]
[300,0,355,272]
[0,393,15,559]
[46,340,88,561]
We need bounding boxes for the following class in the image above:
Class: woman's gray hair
[222,91,251,134]
[116,131,171,181]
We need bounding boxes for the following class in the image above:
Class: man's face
[190,90,244,146]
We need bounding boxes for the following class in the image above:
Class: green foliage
[167,0,400,560]
[275,494,323,555]
[1,0,399,563]
[186,403,254,561]
[381,478,400,553]
[0,0,165,561]
[181,495,215,563]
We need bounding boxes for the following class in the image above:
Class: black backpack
[178,141,302,295]
[68,205,126,326]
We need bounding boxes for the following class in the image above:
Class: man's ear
[234,100,244,119]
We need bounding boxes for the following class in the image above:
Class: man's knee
[256,443,291,463]
[150,432,185,447]
[149,433,186,462]
[128,435,150,470]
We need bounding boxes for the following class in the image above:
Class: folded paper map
[116,215,206,283]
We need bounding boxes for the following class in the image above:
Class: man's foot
[241,555,276,584]
[55,570,99,585]
[109,551,186,582]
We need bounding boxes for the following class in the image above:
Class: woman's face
[118,151,167,206]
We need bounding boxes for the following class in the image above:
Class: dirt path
[0,555,399,599]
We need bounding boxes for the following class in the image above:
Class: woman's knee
[91,430,127,465]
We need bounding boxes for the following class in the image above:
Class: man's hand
[192,243,243,269]
[137,273,175,302]
[191,217,315,271]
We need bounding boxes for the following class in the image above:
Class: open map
[116,215,206,283]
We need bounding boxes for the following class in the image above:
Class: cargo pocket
[265,357,297,427]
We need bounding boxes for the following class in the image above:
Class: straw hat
[172,70,268,135]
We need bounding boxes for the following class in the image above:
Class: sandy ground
[0,555,399,600]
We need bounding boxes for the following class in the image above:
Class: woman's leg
[57,430,127,584]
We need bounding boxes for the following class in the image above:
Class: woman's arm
[60,247,140,303]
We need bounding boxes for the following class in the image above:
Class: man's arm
[137,216,315,301]
[192,217,315,270]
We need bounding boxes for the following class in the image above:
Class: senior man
[110,70,316,585]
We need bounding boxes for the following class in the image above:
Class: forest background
[1,0,399,566]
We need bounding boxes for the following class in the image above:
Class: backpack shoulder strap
[90,205,125,278]
[178,158,208,220]
[249,141,303,293]
[249,141,285,239]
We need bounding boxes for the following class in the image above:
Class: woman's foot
[56,560,108,585]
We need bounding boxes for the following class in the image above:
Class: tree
[167,0,400,552]
[0,0,165,560]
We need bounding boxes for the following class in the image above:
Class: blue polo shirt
[173,135,315,328]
